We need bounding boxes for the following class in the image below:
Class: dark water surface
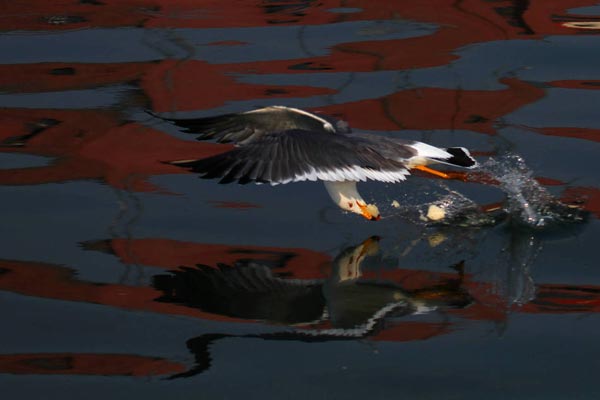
[1,2,600,399]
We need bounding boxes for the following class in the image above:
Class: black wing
[154,106,350,145]
[153,262,325,325]
[171,129,411,184]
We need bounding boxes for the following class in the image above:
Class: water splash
[477,153,587,229]
[384,152,587,229]
[386,183,505,227]
[420,188,505,227]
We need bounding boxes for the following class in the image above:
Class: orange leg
[413,165,467,181]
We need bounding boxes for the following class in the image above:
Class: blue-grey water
[1,2,599,399]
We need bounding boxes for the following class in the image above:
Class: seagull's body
[153,237,472,333]
[159,106,477,220]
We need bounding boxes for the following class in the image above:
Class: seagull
[158,106,477,220]
[153,236,473,378]
[153,236,472,331]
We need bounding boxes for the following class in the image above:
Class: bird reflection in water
[152,237,472,378]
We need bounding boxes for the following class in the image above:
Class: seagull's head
[333,236,381,282]
[324,181,381,221]
[338,199,381,221]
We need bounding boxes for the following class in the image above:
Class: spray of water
[384,182,505,227]
[477,153,586,228]
[383,152,587,229]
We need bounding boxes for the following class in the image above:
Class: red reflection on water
[0,0,355,31]
[0,109,227,192]
[2,236,596,344]
[536,127,600,144]
[550,80,600,90]
[81,237,600,326]
[523,284,600,313]
[316,78,544,134]
[142,60,336,112]
[0,259,247,323]
[0,0,598,381]
[0,63,150,94]
[215,0,598,74]
[367,322,453,342]
[90,238,331,278]
[0,0,596,203]
[1,0,596,32]
[562,187,600,218]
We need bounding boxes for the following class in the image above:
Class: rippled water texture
[1,2,600,399]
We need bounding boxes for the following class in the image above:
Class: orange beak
[359,236,381,258]
[358,203,380,221]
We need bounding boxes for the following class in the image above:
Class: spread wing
[153,262,325,324]
[171,130,414,184]
[154,106,350,145]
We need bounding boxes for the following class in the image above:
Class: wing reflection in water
[1,227,598,379]
[152,237,472,378]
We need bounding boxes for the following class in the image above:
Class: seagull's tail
[432,147,477,169]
